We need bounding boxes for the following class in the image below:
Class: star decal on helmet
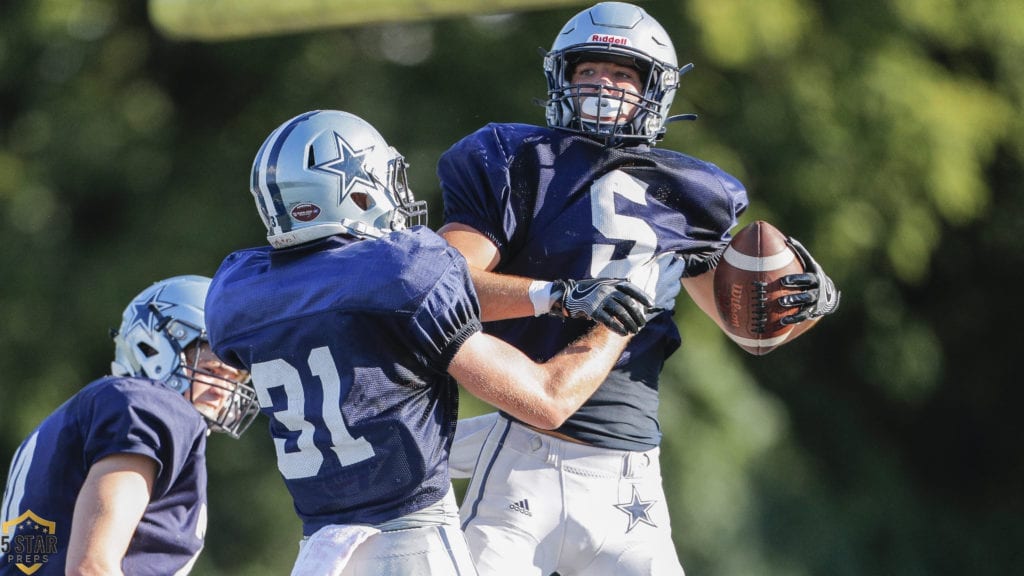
[614,485,658,532]
[124,285,174,336]
[311,132,376,201]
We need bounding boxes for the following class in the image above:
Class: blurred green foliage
[1,0,1021,574]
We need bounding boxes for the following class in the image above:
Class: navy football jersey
[1,377,209,576]
[439,123,749,450]
[205,227,482,535]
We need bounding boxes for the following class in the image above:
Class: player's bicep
[438,222,500,271]
[67,453,157,574]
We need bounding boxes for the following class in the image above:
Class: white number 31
[251,347,374,480]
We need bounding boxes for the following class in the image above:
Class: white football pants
[454,413,685,576]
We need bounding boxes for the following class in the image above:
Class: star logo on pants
[614,485,657,532]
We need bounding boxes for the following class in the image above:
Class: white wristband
[528,280,556,316]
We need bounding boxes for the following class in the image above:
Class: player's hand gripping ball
[713,221,805,355]
[777,236,842,324]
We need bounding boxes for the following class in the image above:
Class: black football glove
[549,278,654,336]
[778,237,841,325]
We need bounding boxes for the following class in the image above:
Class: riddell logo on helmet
[290,203,321,222]
[590,34,629,46]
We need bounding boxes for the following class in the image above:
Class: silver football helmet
[543,2,693,144]
[250,109,428,248]
[111,275,259,438]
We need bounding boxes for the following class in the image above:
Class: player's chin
[194,402,226,421]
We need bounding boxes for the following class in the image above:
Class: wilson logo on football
[290,203,321,222]
[589,34,629,46]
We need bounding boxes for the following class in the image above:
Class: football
[713,220,805,355]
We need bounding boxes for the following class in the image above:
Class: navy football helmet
[543,2,692,144]
[250,110,428,248]
[111,275,259,438]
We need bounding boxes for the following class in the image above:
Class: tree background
[1,0,1021,574]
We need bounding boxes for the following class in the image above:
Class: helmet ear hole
[350,191,374,211]
[136,342,159,358]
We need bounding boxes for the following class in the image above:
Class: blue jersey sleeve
[403,240,483,373]
[372,229,483,374]
[79,378,206,498]
[645,149,750,277]
[439,123,549,256]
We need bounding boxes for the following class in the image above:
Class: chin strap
[663,63,698,125]
[665,113,699,123]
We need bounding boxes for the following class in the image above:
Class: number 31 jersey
[438,123,749,451]
[205,228,482,535]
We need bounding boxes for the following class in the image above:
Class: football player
[203,109,653,575]
[1,275,258,576]
[437,2,841,574]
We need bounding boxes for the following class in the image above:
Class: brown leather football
[713,220,805,355]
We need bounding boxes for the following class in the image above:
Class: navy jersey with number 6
[1,378,209,576]
[439,123,748,451]
[205,227,482,536]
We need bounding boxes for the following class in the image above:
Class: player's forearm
[451,327,628,430]
[532,326,630,428]
[682,272,727,332]
[440,222,535,321]
[467,267,538,321]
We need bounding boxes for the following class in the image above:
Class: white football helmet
[111,275,259,438]
[543,2,693,144]
[250,109,428,248]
